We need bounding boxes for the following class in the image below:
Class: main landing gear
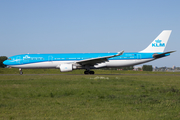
[84,70,95,74]
[19,68,23,75]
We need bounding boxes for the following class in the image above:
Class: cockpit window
[8,58,12,60]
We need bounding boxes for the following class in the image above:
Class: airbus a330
[3,30,175,74]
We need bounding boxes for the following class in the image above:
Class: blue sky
[0,0,179,67]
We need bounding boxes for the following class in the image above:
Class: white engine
[59,64,77,72]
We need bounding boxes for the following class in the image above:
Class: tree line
[142,65,153,71]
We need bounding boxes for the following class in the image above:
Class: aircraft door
[137,54,141,59]
[48,56,53,62]
[16,56,22,64]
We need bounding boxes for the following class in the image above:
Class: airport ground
[0,69,180,120]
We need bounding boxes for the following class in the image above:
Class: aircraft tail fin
[140,30,172,53]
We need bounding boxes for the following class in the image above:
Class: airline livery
[3,30,175,74]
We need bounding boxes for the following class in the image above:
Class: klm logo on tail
[152,39,165,47]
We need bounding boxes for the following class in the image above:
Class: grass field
[1,69,180,119]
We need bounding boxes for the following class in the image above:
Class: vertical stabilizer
[140,30,172,53]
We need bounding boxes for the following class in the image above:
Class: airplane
[3,30,175,75]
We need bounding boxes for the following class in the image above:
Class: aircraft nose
[3,60,8,65]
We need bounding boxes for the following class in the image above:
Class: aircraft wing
[153,51,175,58]
[76,50,124,66]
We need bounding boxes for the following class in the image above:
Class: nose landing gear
[19,68,23,75]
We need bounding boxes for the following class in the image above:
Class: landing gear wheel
[84,71,89,74]
[89,71,94,74]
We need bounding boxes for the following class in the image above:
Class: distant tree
[137,67,142,71]
[142,65,153,71]
[0,56,8,68]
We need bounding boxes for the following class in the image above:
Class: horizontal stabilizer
[153,51,175,58]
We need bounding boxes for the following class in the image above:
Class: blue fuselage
[3,52,169,67]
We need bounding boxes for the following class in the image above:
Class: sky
[0,0,179,67]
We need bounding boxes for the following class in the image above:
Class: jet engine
[59,64,77,72]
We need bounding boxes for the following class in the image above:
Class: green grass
[0,74,180,120]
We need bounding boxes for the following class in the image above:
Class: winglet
[116,50,124,56]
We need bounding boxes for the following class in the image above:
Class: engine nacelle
[59,64,73,72]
